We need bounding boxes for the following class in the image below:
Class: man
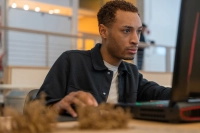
[36,1,170,117]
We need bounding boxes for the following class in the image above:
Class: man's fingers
[85,93,98,106]
[63,104,77,117]
[75,91,98,106]
[55,91,98,117]
[58,99,78,117]
[87,92,98,106]
[92,97,98,107]
[72,97,86,107]
[61,94,87,117]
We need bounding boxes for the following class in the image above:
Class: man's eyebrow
[122,26,143,29]
[139,26,143,29]
[122,26,133,28]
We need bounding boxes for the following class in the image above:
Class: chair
[23,89,39,113]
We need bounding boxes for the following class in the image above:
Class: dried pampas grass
[76,103,132,130]
[0,95,132,132]
[1,94,58,133]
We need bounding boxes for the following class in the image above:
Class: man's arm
[36,52,98,117]
[137,73,171,101]
[36,52,70,105]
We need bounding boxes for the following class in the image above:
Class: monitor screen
[171,0,200,103]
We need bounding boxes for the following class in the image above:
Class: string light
[24,5,29,10]
[11,3,17,8]
[54,9,60,13]
[49,10,54,14]
[35,7,40,12]
[10,2,64,15]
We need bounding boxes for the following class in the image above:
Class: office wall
[8,9,71,34]
[142,0,181,72]
[144,0,181,46]
[6,0,73,67]
[3,66,172,87]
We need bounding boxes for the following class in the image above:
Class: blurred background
[0,0,181,86]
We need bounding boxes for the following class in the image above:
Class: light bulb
[11,3,17,8]
[35,7,40,12]
[54,9,60,13]
[24,5,29,10]
[49,10,54,14]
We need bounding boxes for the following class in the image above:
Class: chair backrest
[23,89,39,113]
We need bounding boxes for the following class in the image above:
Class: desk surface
[54,119,200,133]
[1,117,200,133]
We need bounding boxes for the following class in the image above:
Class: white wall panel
[142,0,181,72]
[7,6,73,67]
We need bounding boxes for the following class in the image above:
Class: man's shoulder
[62,49,91,57]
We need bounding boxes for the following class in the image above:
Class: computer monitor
[170,0,200,104]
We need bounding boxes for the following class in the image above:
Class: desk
[55,119,200,133]
[0,117,200,133]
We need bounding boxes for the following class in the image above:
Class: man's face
[104,10,142,61]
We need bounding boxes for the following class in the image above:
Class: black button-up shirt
[37,43,170,105]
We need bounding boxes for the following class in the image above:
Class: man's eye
[137,30,142,34]
[124,29,131,33]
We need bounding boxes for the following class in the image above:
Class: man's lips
[127,48,138,54]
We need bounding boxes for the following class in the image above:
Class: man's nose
[130,31,140,44]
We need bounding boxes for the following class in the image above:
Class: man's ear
[99,24,107,39]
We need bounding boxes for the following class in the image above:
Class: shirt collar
[119,61,131,74]
[91,43,130,74]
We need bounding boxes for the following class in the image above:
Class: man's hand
[52,91,98,117]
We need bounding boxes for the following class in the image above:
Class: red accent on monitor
[188,13,200,82]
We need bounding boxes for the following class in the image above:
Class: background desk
[54,119,200,133]
[0,84,39,114]
[0,84,39,103]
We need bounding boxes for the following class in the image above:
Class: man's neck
[100,44,121,66]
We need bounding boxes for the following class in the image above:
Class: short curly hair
[97,0,138,27]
